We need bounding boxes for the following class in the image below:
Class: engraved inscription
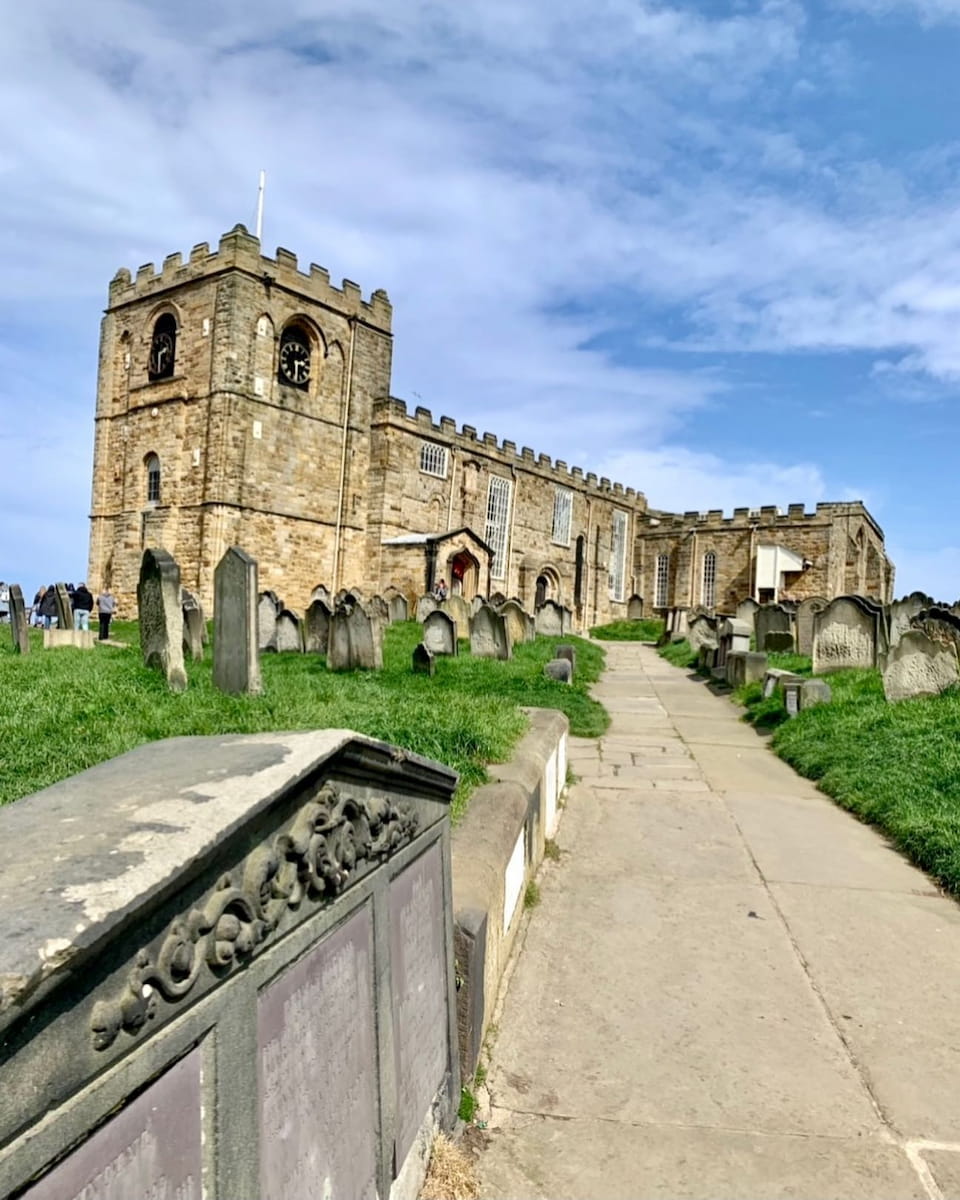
[258,907,378,1200]
[22,1049,202,1200]
[390,842,449,1167]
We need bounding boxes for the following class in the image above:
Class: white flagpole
[255,170,266,240]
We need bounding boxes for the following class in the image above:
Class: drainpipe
[585,497,593,628]
[688,529,697,607]
[332,317,358,592]
[446,447,458,531]
[749,523,758,600]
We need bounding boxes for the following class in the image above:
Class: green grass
[657,638,698,670]
[590,618,665,642]
[0,621,607,820]
[733,653,814,728]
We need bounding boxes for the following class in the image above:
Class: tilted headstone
[544,658,573,684]
[800,678,832,710]
[138,548,187,692]
[499,600,530,649]
[181,589,204,662]
[535,600,563,637]
[423,609,458,656]
[795,596,827,657]
[762,668,803,700]
[697,644,716,673]
[276,608,304,652]
[908,606,960,664]
[311,584,332,606]
[304,598,331,654]
[755,604,792,653]
[388,593,409,623]
[53,583,74,631]
[9,584,28,654]
[715,619,751,671]
[764,630,795,653]
[366,594,389,624]
[328,603,384,671]
[889,592,934,647]
[334,588,349,606]
[812,596,883,674]
[258,592,279,652]
[213,547,263,695]
[469,604,511,660]
[416,594,438,623]
[687,614,718,653]
[441,594,471,632]
[555,644,576,674]
[471,595,485,615]
[345,587,364,605]
[412,643,435,676]
[627,595,644,620]
[882,629,960,702]
[524,613,536,642]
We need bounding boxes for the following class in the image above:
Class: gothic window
[552,488,572,546]
[148,313,176,380]
[145,453,161,504]
[608,510,628,601]
[419,442,448,478]
[702,550,717,608]
[277,325,311,390]
[655,553,670,608]
[485,476,512,579]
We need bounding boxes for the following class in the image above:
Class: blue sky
[2,0,959,598]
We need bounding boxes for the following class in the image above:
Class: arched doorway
[447,548,480,597]
[574,535,585,607]
[535,574,549,608]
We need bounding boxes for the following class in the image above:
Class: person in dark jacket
[72,583,94,632]
[38,585,58,629]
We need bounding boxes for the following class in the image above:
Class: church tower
[87,224,393,611]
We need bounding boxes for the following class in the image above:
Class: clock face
[279,337,310,387]
[149,332,174,378]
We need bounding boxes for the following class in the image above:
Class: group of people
[27,584,117,640]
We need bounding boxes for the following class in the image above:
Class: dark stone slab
[304,598,331,654]
[412,643,435,675]
[258,907,379,1200]
[138,549,187,692]
[181,589,204,662]
[213,547,262,695]
[22,1048,203,1200]
[764,630,795,653]
[53,583,74,631]
[555,644,576,673]
[544,659,573,683]
[454,908,488,1080]
[9,584,28,654]
[423,609,458,656]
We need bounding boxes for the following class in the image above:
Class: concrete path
[476,642,960,1200]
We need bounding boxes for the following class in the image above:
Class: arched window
[277,324,311,390]
[655,553,670,608]
[145,453,161,504]
[702,550,717,608]
[148,313,177,380]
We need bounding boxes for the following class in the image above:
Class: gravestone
[489,592,507,608]
[796,596,827,657]
[137,548,187,692]
[334,588,349,606]
[9,584,28,654]
[471,595,485,615]
[412,643,435,676]
[181,589,204,662]
[687,614,718,654]
[388,593,409,623]
[304,598,331,654]
[544,659,573,684]
[423,609,458,656]
[499,600,529,649]
[416,594,438,623]
[258,592,279,652]
[555,644,576,674]
[524,613,536,642]
[560,606,574,635]
[535,600,563,637]
[800,679,832,709]
[882,629,960,702]
[736,597,759,626]
[627,595,644,620]
[470,604,511,660]
[716,618,750,668]
[275,609,304,652]
[764,630,795,653]
[212,546,262,695]
[53,583,74,631]
[441,594,472,632]
[889,592,934,647]
[782,679,802,718]
[328,603,384,671]
[311,584,332,606]
[756,605,792,653]
[812,596,883,674]
[726,651,767,689]
[909,606,960,663]
[762,668,803,700]
[367,594,390,624]
[43,629,95,650]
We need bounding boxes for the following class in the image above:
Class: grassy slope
[0,621,607,820]
[590,619,665,642]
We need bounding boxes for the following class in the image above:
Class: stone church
[87,225,894,628]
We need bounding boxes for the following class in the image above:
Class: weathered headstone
[366,594,390,624]
[908,606,960,663]
[687,614,719,653]
[416,594,438,623]
[544,659,573,684]
[796,596,827,657]
[764,630,795,653]
[470,604,511,660]
[304,598,331,654]
[388,593,409,624]
[9,584,28,654]
[441,594,472,632]
[535,600,563,637]
[275,608,304,652]
[812,596,883,674]
[800,678,832,709]
[181,589,204,662]
[627,595,644,620]
[736,597,759,626]
[499,600,529,649]
[328,603,384,671]
[755,605,792,653]
[213,546,262,695]
[889,592,934,647]
[697,644,716,673]
[560,606,574,636]
[762,668,803,700]
[782,679,802,717]
[555,644,576,674]
[489,591,507,608]
[715,618,750,670]
[423,609,458,656]
[882,629,960,702]
[53,583,74,631]
[258,592,279,652]
[138,548,187,692]
[471,595,485,615]
[725,651,767,688]
[524,613,536,643]
[412,643,435,676]
[311,584,332,606]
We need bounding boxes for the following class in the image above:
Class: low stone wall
[0,731,459,1200]
[451,708,569,1079]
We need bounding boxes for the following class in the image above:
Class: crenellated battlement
[373,397,647,507]
[108,225,393,329]
[647,500,873,531]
